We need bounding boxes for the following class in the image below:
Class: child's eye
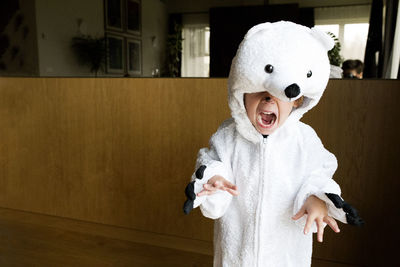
[307,70,312,78]
[265,64,274,73]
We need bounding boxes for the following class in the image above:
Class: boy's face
[244,91,297,135]
[343,69,363,79]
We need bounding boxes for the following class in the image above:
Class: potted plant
[71,35,105,77]
[164,22,183,77]
[327,32,344,78]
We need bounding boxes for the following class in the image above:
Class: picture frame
[106,34,125,74]
[126,0,141,35]
[105,0,123,31]
[104,0,142,76]
[126,38,141,76]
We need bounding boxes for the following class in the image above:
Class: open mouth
[257,111,276,128]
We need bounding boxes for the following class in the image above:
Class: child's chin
[257,126,276,135]
[256,122,277,135]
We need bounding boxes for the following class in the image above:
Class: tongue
[261,113,275,124]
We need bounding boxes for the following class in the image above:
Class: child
[342,59,364,79]
[183,21,362,267]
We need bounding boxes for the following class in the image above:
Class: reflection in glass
[107,0,122,30]
[315,23,369,63]
[127,39,141,75]
[181,25,210,77]
[343,23,369,61]
[127,0,140,34]
[107,35,124,73]
[314,24,339,38]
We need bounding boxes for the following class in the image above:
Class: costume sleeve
[183,122,234,219]
[293,126,363,231]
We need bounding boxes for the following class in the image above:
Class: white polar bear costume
[183,21,363,267]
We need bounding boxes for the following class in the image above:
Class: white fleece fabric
[190,21,348,267]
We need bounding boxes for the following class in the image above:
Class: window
[181,14,210,77]
[181,26,210,77]
[314,23,369,61]
[343,23,369,61]
[314,5,371,63]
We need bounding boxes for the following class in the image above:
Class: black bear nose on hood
[284,83,300,98]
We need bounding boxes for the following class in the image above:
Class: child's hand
[197,175,239,197]
[292,195,340,242]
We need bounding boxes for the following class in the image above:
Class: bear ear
[244,22,272,40]
[310,27,335,51]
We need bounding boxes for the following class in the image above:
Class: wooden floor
[0,208,213,267]
[0,208,363,267]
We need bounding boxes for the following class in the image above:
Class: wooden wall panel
[0,78,399,266]
[303,79,400,267]
[0,78,229,242]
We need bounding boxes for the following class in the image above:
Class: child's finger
[212,180,224,189]
[292,206,306,220]
[324,216,340,233]
[196,190,206,197]
[204,183,218,191]
[303,214,316,235]
[199,189,219,196]
[225,186,239,196]
[197,184,217,196]
[316,218,324,242]
[197,189,210,197]
[221,179,236,189]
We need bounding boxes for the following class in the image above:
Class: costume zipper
[255,136,268,267]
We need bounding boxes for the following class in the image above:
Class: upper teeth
[262,112,273,115]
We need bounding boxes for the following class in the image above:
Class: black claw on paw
[183,199,194,215]
[183,181,196,215]
[195,165,207,179]
[346,213,364,226]
[342,202,364,226]
[325,193,343,208]
[342,202,353,213]
[185,181,196,200]
[325,193,364,226]
[183,165,207,215]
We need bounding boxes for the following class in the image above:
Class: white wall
[35,0,167,77]
[35,0,104,77]
[142,0,167,77]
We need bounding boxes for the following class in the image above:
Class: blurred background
[0,0,398,79]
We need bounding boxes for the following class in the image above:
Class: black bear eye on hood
[265,64,274,73]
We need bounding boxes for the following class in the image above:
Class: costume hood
[228,21,334,143]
